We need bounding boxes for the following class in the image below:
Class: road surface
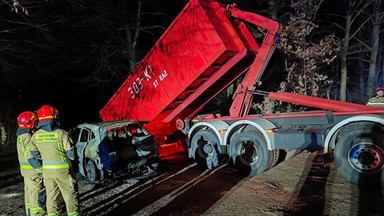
[1,145,384,216]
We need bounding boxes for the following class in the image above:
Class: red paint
[100,0,271,144]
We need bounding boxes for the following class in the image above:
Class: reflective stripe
[35,167,43,174]
[17,136,32,163]
[20,163,34,169]
[25,202,30,216]
[58,141,66,162]
[48,211,60,216]
[367,102,384,105]
[30,207,45,215]
[39,115,53,121]
[43,161,70,169]
[17,136,22,145]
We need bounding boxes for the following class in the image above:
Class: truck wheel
[191,130,221,170]
[334,129,384,186]
[268,149,280,170]
[86,159,98,183]
[230,131,269,176]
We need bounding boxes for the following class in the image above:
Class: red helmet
[376,87,384,93]
[18,111,38,129]
[37,105,59,121]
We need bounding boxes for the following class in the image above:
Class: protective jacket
[17,129,45,216]
[29,120,79,216]
[30,128,74,177]
[18,131,37,176]
[367,96,384,107]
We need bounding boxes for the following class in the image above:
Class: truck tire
[191,130,221,170]
[268,148,280,170]
[334,129,384,186]
[86,159,99,183]
[230,131,269,176]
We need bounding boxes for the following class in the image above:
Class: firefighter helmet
[376,86,384,94]
[18,111,38,129]
[37,104,59,121]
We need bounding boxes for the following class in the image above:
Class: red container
[100,0,259,140]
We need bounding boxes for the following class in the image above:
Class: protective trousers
[24,174,45,216]
[44,173,79,216]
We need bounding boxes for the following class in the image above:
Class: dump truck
[100,0,384,186]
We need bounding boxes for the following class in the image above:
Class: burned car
[70,120,161,183]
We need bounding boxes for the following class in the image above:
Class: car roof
[77,120,138,131]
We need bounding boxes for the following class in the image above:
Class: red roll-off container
[100,0,261,142]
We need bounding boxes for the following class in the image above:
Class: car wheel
[86,159,98,183]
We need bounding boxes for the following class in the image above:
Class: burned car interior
[70,120,162,183]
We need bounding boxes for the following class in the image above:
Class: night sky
[0,0,188,131]
[1,80,103,130]
[0,0,363,134]
[0,0,281,132]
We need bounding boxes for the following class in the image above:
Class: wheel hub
[239,141,257,163]
[349,143,384,173]
[358,151,374,166]
[203,143,213,155]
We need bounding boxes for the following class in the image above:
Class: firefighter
[0,121,7,146]
[16,111,46,216]
[28,105,80,216]
[367,86,384,107]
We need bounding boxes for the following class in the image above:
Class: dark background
[0,0,280,130]
[0,0,188,130]
[2,0,381,140]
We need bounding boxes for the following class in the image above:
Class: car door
[76,127,90,176]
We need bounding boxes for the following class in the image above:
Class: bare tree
[0,0,184,142]
[332,0,375,101]
[365,0,383,98]
[53,0,183,99]
[0,0,51,86]
[331,0,384,102]
[278,0,339,97]
[253,0,339,113]
[0,0,183,95]
[2,0,28,14]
